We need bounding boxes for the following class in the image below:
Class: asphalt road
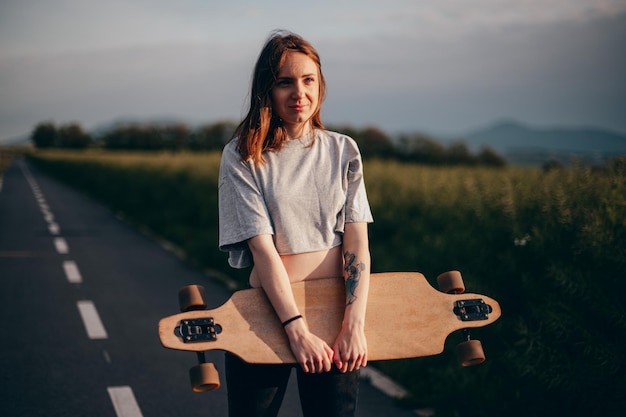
[0,158,418,417]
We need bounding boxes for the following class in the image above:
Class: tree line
[30,121,235,152]
[30,120,506,166]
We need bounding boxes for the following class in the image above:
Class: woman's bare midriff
[249,245,343,288]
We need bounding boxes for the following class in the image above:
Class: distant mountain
[459,120,626,165]
[0,134,30,146]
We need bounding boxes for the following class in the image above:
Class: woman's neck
[283,122,312,140]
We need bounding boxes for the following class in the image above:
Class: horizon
[4,114,626,148]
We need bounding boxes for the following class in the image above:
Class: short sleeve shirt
[218,129,373,268]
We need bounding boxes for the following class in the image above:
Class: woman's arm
[247,234,334,373]
[332,221,371,372]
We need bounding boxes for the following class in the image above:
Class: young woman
[218,30,373,417]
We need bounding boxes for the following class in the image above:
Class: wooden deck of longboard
[158,272,501,364]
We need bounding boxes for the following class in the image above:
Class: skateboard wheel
[457,339,485,366]
[437,271,465,294]
[178,285,207,312]
[189,362,220,392]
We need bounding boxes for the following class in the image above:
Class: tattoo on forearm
[344,251,366,306]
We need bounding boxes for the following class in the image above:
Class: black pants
[225,353,359,417]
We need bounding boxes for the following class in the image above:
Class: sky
[1,0,625,143]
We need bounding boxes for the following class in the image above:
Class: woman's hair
[233,30,326,163]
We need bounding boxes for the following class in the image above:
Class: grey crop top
[218,129,373,268]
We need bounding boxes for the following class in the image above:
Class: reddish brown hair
[233,31,326,163]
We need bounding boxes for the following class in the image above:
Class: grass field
[28,149,626,417]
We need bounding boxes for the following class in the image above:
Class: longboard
[158,271,501,391]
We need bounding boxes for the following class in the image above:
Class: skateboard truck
[177,318,223,343]
[175,285,223,392]
[453,299,493,321]
[452,299,492,366]
[436,271,494,366]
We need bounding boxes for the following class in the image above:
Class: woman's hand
[332,322,368,373]
[247,235,333,373]
[284,318,334,373]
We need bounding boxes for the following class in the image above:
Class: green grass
[28,150,626,417]
[364,159,626,416]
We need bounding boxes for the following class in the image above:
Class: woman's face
[271,51,320,138]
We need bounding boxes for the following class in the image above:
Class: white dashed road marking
[77,300,108,340]
[18,160,145,417]
[49,222,60,235]
[107,386,144,417]
[62,260,83,284]
[43,211,54,222]
[54,237,69,254]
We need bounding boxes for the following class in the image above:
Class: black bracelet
[281,314,303,328]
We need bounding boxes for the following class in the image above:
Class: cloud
[319,8,626,133]
[4,0,625,55]
[1,0,625,141]
[0,41,257,132]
